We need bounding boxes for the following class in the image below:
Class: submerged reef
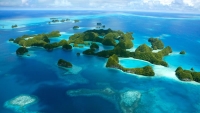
[175,67,200,82]
[67,87,141,113]
[120,91,141,113]
[4,95,38,113]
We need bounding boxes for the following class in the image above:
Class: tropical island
[77,29,172,67]
[73,26,79,29]
[106,54,155,76]
[96,23,105,29]
[57,59,72,68]
[148,37,164,50]
[175,67,200,82]
[74,20,80,23]
[180,50,186,54]
[10,30,65,51]
[10,28,174,77]
[12,24,18,28]
[49,18,71,23]
[16,47,28,55]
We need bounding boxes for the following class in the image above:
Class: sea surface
[0,10,200,113]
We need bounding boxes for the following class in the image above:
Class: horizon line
[0,8,200,14]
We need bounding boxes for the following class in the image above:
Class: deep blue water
[0,10,200,113]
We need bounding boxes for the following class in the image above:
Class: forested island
[180,50,186,54]
[11,28,193,78]
[73,26,79,29]
[16,47,28,55]
[106,54,154,76]
[175,67,200,82]
[57,59,72,68]
[12,24,18,28]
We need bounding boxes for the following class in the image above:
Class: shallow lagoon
[0,10,200,113]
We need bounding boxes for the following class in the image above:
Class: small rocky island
[148,37,164,50]
[175,67,200,82]
[57,59,72,68]
[74,20,80,23]
[16,47,28,55]
[12,24,18,28]
[180,50,186,54]
[73,26,79,29]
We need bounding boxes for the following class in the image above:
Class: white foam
[153,65,178,80]
[24,37,33,40]
[152,49,162,53]
[18,30,30,32]
[169,51,180,55]
[126,48,136,52]
[60,32,67,35]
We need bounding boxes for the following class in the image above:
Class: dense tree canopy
[148,38,164,50]
[175,67,200,82]
[16,47,28,55]
[57,59,72,68]
[106,54,155,76]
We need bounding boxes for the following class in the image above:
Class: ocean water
[0,10,200,113]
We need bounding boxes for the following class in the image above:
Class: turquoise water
[0,10,200,113]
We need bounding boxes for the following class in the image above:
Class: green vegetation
[12,31,62,50]
[12,24,18,28]
[43,44,54,51]
[90,43,99,49]
[12,28,190,78]
[102,33,117,46]
[68,29,133,48]
[106,54,155,76]
[180,50,186,54]
[52,19,59,23]
[47,31,61,37]
[118,32,134,49]
[58,39,68,46]
[16,47,28,55]
[62,44,72,50]
[60,19,65,22]
[9,38,14,41]
[106,54,120,67]
[83,49,95,55]
[73,26,79,29]
[135,44,152,53]
[14,30,60,46]
[148,38,164,50]
[74,20,79,23]
[175,67,200,82]
[57,59,72,68]
[83,38,172,67]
